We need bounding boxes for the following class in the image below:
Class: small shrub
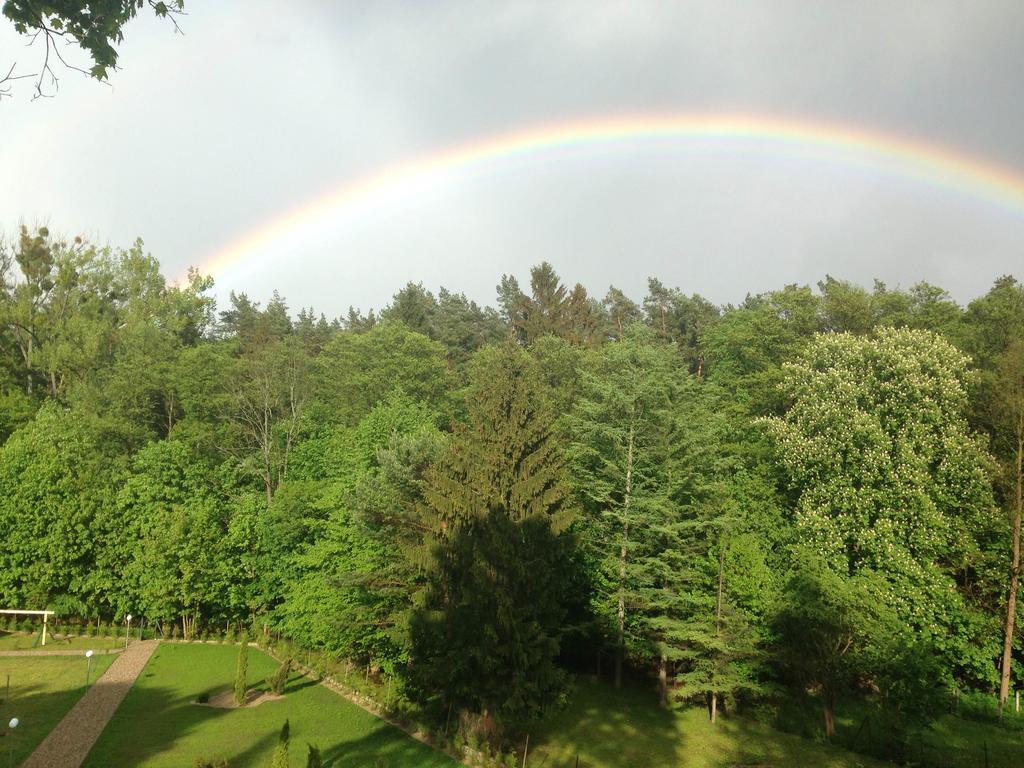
[196,691,211,704]
[270,720,290,768]
[193,757,228,768]
[267,658,291,696]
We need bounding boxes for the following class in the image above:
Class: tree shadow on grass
[81,681,241,767]
[210,728,278,767]
[706,715,877,768]
[282,672,320,696]
[529,674,683,767]
[82,670,451,768]
[321,725,456,768]
[1,679,176,767]
[0,683,64,766]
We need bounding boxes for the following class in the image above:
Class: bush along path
[21,639,159,768]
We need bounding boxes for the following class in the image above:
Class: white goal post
[0,610,55,646]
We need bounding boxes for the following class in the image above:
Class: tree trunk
[658,654,668,708]
[823,706,835,738]
[615,421,635,690]
[25,335,32,395]
[716,543,725,631]
[710,692,718,723]
[823,688,836,738]
[264,474,274,507]
[999,428,1023,717]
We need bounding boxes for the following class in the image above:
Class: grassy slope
[0,654,117,765]
[84,643,458,768]
[780,693,1024,768]
[918,715,1024,768]
[530,677,887,768]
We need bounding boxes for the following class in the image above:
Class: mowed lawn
[0,630,128,652]
[529,677,887,768]
[84,643,458,768]
[0,653,117,766]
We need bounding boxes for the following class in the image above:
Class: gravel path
[21,639,159,768]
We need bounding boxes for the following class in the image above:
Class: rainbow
[198,113,1024,279]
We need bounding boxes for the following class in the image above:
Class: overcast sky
[2,1,1023,316]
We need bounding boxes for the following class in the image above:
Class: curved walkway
[21,639,159,768]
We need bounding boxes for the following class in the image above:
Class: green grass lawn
[84,642,458,767]
[774,691,1024,768]
[0,630,128,652]
[0,653,117,765]
[529,677,887,768]
[917,715,1024,768]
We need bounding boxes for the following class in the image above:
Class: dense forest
[0,224,1022,757]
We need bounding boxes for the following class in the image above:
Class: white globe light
[126,614,132,622]
[85,650,93,658]
[8,717,18,729]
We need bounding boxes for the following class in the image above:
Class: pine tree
[498,263,600,346]
[410,342,575,725]
[422,342,572,531]
[658,530,761,721]
[568,325,742,703]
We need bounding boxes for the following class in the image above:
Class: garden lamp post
[7,717,18,768]
[85,650,94,686]
[125,614,132,649]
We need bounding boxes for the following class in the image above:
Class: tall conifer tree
[411,343,574,726]
[568,325,746,713]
